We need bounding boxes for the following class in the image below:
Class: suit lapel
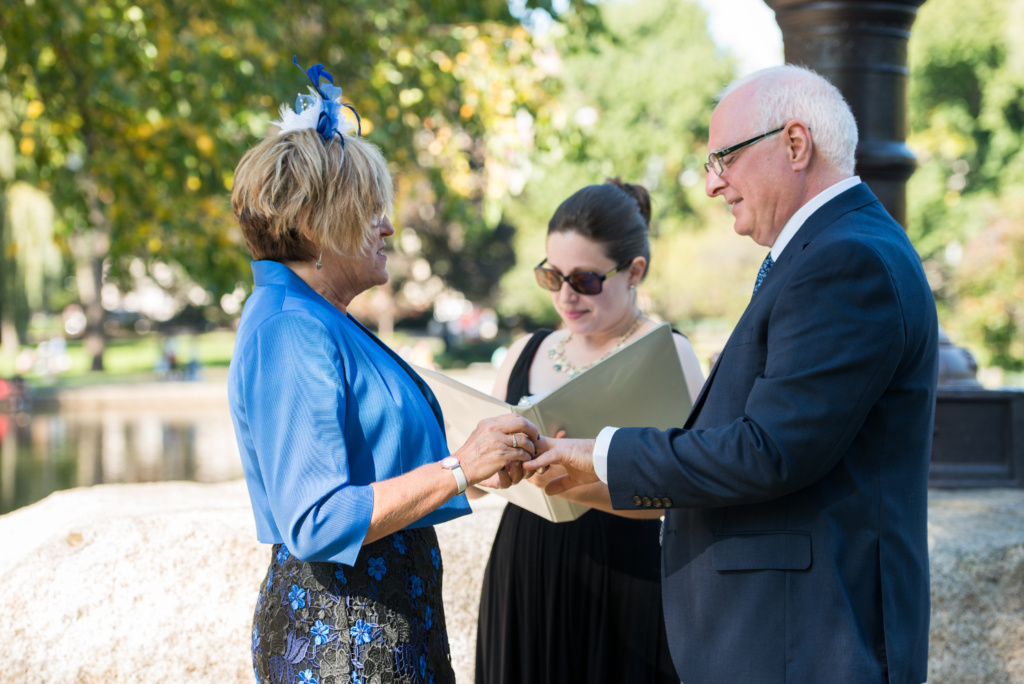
[685,352,722,428]
[683,183,880,429]
[789,182,878,250]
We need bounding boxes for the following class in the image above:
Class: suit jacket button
[662,497,673,508]
[642,496,652,507]
[652,498,663,508]
[632,495,642,506]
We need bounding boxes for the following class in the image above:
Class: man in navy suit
[528,65,938,684]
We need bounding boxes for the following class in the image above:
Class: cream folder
[414,323,692,522]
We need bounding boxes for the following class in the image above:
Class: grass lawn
[0,328,449,389]
[0,330,237,388]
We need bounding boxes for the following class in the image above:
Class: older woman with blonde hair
[228,58,537,684]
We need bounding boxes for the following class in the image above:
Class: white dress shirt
[592,176,862,484]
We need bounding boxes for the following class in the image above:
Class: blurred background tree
[908,0,1024,380]
[495,0,757,346]
[1,0,1021,382]
[0,0,600,368]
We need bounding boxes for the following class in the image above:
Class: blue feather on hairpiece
[273,56,362,145]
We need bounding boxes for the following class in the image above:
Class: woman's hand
[452,414,538,489]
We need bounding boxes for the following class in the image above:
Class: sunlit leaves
[908,0,1024,373]
[2,0,596,336]
[496,0,736,328]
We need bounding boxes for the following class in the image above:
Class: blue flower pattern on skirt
[368,557,387,581]
[392,533,407,555]
[350,619,373,646]
[288,585,307,610]
[312,620,331,646]
[251,526,453,684]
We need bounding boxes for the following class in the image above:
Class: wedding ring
[512,434,518,449]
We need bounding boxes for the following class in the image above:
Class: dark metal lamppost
[762,0,1024,488]
[763,0,924,227]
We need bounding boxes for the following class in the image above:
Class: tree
[0,0,595,365]
[495,0,747,329]
[1,1,268,367]
[907,0,1024,374]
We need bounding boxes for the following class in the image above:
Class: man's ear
[786,120,813,172]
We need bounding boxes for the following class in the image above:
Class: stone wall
[0,482,1021,683]
[927,490,1024,683]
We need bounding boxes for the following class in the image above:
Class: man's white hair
[718,64,859,176]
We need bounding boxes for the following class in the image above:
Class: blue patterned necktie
[753,253,774,294]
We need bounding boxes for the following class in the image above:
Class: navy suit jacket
[609,183,937,684]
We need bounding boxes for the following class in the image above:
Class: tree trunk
[74,172,111,372]
[0,182,24,360]
[0,182,12,357]
[72,230,107,372]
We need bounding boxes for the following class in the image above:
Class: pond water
[0,368,496,517]
[0,405,241,515]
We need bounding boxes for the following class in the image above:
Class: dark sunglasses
[534,258,633,295]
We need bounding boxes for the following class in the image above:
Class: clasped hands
[501,432,603,495]
[523,436,600,495]
[458,416,601,493]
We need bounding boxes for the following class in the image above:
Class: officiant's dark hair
[548,178,651,277]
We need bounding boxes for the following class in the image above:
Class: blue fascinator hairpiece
[273,56,362,147]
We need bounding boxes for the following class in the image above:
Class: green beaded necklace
[548,314,644,379]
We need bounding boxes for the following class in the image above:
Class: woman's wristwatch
[440,455,468,495]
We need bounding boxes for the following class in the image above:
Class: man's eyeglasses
[534,258,633,295]
[704,126,785,176]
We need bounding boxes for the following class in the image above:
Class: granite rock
[1,482,1022,683]
[0,481,504,683]
[927,489,1024,684]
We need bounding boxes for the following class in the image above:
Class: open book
[415,323,692,522]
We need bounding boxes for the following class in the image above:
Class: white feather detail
[273,101,323,134]
[271,85,359,138]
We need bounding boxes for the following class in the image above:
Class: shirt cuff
[593,426,618,484]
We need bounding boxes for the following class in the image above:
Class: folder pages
[414,323,692,522]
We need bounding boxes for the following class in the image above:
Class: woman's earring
[316,252,323,270]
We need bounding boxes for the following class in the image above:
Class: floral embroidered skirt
[252,527,454,684]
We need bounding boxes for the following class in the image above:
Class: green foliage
[908,0,1024,372]
[496,0,748,329]
[0,0,595,354]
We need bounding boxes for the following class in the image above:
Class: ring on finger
[511,433,518,449]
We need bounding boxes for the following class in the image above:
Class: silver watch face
[441,456,460,468]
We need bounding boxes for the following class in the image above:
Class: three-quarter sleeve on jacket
[238,312,374,566]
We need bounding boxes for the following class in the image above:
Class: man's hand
[524,437,600,495]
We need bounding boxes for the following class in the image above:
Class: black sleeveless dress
[474,330,678,684]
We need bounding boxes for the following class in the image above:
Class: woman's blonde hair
[231,128,394,262]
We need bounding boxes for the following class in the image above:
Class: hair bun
[605,177,651,226]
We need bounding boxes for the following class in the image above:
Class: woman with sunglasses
[473,179,705,684]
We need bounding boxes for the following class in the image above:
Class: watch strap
[443,460,468,495]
